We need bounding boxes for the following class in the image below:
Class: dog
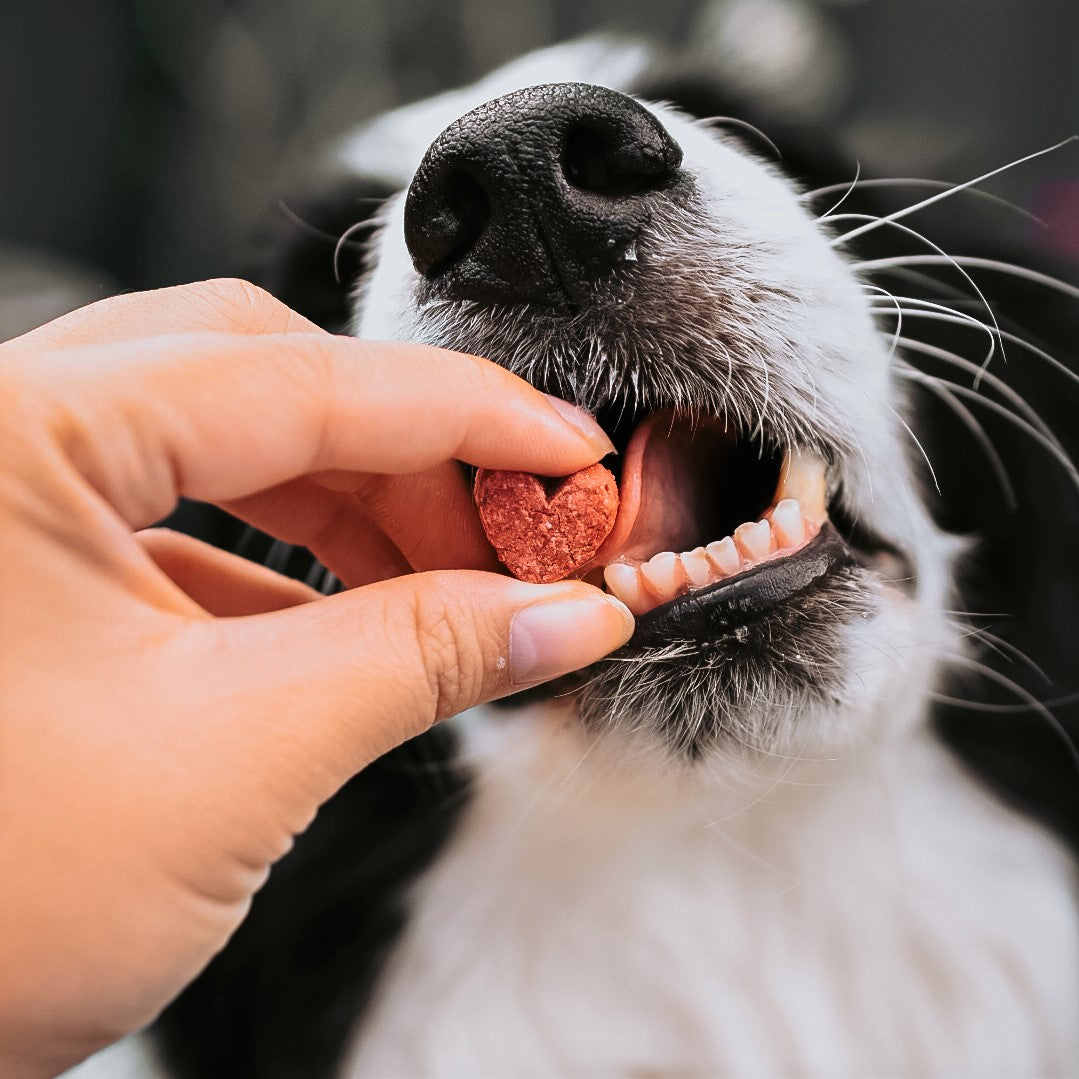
[75,34,1078,1079]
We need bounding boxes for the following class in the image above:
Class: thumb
[191,572,634,817]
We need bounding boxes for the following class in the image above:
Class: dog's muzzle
[399,81,910,653]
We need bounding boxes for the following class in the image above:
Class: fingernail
[543,394,616,456]
[509,590,634,686]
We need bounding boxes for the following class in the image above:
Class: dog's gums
[603,497,823,614]
[591,414,828,615]
[627,522,853,649]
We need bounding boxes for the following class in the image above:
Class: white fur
[342,702,1078,1078]
[337,37,651,187]
[59,1037,162,1079]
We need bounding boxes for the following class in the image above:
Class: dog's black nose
[403,83,683,307]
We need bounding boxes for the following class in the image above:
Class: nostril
[562,122,678,197]
[404,83,685,305]
[407,170,490,277]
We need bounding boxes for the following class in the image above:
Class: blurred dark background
[0,0,1075,340]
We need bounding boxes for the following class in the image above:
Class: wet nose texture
[403,83,684,308]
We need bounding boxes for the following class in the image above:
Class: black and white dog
[78,36,1078,1079]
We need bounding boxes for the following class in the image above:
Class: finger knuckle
[187,278,291,332]
[409,588,486,720]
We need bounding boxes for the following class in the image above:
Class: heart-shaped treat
[474,463,619,584]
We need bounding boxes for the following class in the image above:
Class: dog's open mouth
[569,409,905,648]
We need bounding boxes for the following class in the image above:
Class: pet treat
[474,463,619,583]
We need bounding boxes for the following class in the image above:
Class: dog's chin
[522,555,879,760]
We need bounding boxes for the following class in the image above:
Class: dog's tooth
[682,547,714,588]
[770,498,805,548]
[706,537,741,576]
[603,563,652,615]
[776,448,827,523]
[735,520,774,561]
[640,551,684,601]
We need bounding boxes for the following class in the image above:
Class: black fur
[250,173,399,335]
[153,725,470,1078]
[906,249,1079,849]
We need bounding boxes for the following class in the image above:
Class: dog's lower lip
[627,523,853,648]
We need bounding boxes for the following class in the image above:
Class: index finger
[35,330,615,529]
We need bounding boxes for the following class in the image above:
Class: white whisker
[898,369,1016,510]
[334,213,388,285]
[968,627,1052,685]
[863,283,905,356]
[867,265,976,302]
[895,337,1054,443]
[805,176,1044,226]
[830,138,1076,246]
[931,690,1079,713]
[870,300,1079,394]
[812,161,861,220]
[901,371,1079,498]
[869,293,996,369]
[693,115,783,161]
[831,212,1007,375]
[854,255,1079,302]
[942,654,1079,776]
[888,402,940,495]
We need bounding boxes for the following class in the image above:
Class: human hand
[0,279,632,1076]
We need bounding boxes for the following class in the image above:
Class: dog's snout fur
[403,82,684,307]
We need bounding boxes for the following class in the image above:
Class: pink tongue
[585,412,734,569]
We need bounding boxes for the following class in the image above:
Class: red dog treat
[474,463,619,583]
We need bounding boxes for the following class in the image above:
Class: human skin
[0,279,633,1076]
